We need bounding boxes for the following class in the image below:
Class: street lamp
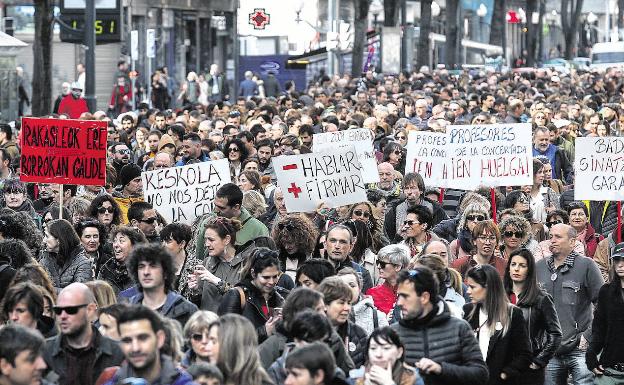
[431,1,441,18]
[370,0,383,32]
[476,3,487,43]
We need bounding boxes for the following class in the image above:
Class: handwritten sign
[405,131,449,188]
[20,117,107,185]
[575,137,624,201]
[445,123,533,190]
[313,129,379,183]
[142,159,231,224]
[273,148,368,212]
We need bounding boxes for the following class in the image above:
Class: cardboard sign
[142,159,231,224]
[575,137,624,201]
[445,123,533,190]
[405,131,449,188]
[273,148,367,213]
[312,129,380,183]
[20,117,108,185]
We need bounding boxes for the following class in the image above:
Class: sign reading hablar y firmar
[20,117,108,186]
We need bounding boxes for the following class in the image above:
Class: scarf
[458,228,473,254]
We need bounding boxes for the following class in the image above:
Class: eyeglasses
[353,210,370,218]
[396,135,406,140]
[97,206,114,214]
[116,148,130,154]
[403,220,420,227]
[140,217,158,224]
[191,332,208,342]
[52,304,88,315]
[503,231,524,238]
[466,215,486,222]
[277,223,295,231]
[228,147,240,152]
[393,150,402,155]
[546,219,563,228]
[477,236,497,243]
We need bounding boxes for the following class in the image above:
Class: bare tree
[352,0,371,76]
[383,0,399,26]
[445,0,460,69]
[416,0,432,70]
[525,0,538,66]
[31,0,53,116]
[489,0,505,47]
[619,0,624,39]
[560,0,584,59]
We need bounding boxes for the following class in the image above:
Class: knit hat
[119,163,142,187]
[158,134,176,152]
[611,243,624,260]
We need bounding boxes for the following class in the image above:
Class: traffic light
[3,17,14,36]
[507,11,520,24]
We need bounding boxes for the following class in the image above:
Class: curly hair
[272,215,318,257]
[0,239,33,269]
[10,263,57,303]
[498,215,531,244]
[127,244,176,292]
[204,216,242,244]
[87,194,122,226]
[223,138,249,162]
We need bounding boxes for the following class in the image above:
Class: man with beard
[43,283,123,385]
[33,183,54,215]
[391,267,487,385]
[113,164,144,224]
[256,138,275,180]
[57,82,89,119]
[532,126,573,184]
[97,306,196,385]
[367,162,401,211]
[110,142,131,176]
[120,114,136,137]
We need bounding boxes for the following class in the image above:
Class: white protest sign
[445,123,533,190]
[574,137,624,201]
[273,147,367,213]
[312,128,379,183]
[405,131,449,188]
[142,159,231,224]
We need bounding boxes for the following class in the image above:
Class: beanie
[119,163,142,187]
[158,134,176,152]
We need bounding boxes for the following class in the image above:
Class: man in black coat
[264,72,281,98]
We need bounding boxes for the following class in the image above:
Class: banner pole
[58,184,63,220]
[490,187,497,223]
[617,201,622,244]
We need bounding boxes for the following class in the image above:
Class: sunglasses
[116,149,131,154]
[191,333,208,342]
[97,207,114,214]
[52,304,88,315]
[140,217,158,224]
[403,220,420,226]
[377,260,394,269]
[229,147,240,152]
[466,215,486,222]
[503,231,524,238]
[393,150,402,155]
[278,223,295,231]
[396,135,406,140]
[353,209,370,218]
[546,219,563,228]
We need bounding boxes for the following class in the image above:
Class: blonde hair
[242,190,267,218]
[183,310,219,340]
[85,280,116,308]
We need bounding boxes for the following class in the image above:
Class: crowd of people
[1,64,624,385]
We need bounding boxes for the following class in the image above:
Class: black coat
[218,279,285,343]
[587,282,624,371]
[515,290,562,368]
[463,303,532,385]
[336,320,368,368]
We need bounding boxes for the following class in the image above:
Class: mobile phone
[272,307,283,318]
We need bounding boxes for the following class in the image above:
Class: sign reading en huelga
[574,137,624,201]
[273,147,367,213]
[20,117,108,186]
[444,123,533,190]
[312,128,380,183]
[142,159,231,224]
[405,131,449,188]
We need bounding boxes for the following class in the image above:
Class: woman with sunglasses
[97,226,147,294]
[498,215,536,261]
[181,310,219,368]
[452,220,508,278]
[223,138,249,178]
[449,203,490,261]
[347,202,387,252]
[218,247,285,342]
[399,205,438,258]
[464,264,532,385]
[503,249,562,385]
[272,215,318,281]
[367,244,411,315]
[382,142,405,174]
[394,128,408,147]
[87,194,122,232]
[504,190,546,243]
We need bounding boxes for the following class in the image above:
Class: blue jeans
[545,348,594,385]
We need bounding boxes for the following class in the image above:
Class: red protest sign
[20,117,108,186]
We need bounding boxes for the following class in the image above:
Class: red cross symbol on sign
[287,182,302,198]
[249,8,270,30]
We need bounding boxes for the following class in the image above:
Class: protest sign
[20,117,107,185]
[574,137,624,201]
[445,123,533,190]
[142,159,231,224]
[273,147,367,212]
[405,131,449,188]
[313,128,379,183]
